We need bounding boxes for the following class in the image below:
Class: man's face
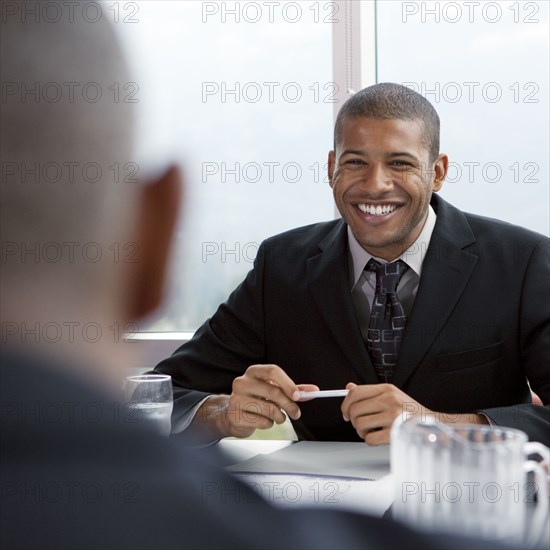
[328,117,447,261]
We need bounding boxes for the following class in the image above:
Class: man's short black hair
[334,83,440,162]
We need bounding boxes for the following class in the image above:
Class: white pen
[299,389,349,399]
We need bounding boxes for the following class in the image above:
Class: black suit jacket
[2,351,510,550]
[156,195,550,445]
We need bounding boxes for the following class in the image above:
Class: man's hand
[341,382,488,445]
[193,364,318,441]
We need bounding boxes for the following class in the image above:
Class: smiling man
[155,83,550,446]
[329,116,445,262]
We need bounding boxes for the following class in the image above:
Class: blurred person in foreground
[0,2,526,549]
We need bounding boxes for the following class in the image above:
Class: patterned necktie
[365,259,409,382]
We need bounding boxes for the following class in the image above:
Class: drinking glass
[124,374,173,437]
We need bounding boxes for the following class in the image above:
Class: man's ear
[432,153,448,193]
[328,150,336,188]
[127,165,182,321]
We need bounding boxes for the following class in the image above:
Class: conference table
[210,438,549,550]
[212,439,395,516]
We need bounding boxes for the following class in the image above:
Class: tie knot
[365,259,408,293]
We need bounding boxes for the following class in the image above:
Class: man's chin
[353,232,412,259]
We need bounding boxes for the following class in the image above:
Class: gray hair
[1,1,138,317]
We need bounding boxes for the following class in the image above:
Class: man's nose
[360,164,393,193]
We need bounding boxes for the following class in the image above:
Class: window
[377,0,549,235]
[110,0,336,334]
[110,1,549,365]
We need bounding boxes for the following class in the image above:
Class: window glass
[377,0,549,236]
[111,0,549,333]
[109,1,335,330]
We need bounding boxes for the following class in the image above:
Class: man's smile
[356,203,402,216]
[351,201,406,227]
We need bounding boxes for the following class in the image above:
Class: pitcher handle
[523,442,549,548]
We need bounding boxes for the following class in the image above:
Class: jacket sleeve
[480,237,550,445]
[153,242,268,429]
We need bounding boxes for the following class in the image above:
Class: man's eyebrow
[340,149,366,157]
[385,151,419,161]
[339,150,421,162]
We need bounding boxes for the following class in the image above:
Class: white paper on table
[231,473,395,516]
[226,441,390,480]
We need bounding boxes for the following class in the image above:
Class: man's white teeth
[357,204,398,216]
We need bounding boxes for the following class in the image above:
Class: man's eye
[346,159,365,166]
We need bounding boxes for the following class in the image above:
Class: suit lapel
[392,196,479,387]
[306,221,379,384]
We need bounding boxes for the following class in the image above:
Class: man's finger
[353,412,386,436]
[245,380,301,420]
[233,369,302,421]
[246,364,301,401]
[364,427,390,446]
[229,397,286,428]
[347,397,385,420]
[341,383,388,421]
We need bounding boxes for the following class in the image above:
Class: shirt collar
[348,204,437,288]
